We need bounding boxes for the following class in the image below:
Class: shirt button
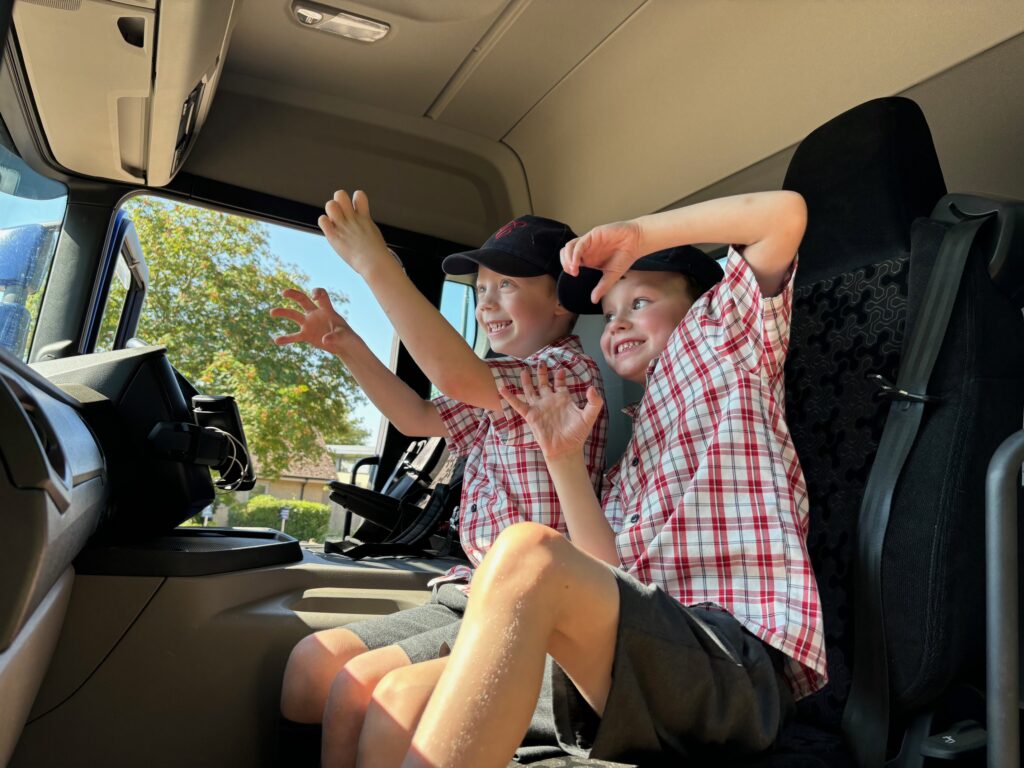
[470,504,477,513]
[630,457,639,467]
[629,514,640,524]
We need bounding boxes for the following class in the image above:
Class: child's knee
[482,522,572,592]
[328,645,409,712]
[288,628,364,680]
[281,629,367,718]
[369,666,413,714]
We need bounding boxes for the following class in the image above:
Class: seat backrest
[377,436,446,500]
[781,97,1024,733]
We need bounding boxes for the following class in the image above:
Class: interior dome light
[291,2,390,42]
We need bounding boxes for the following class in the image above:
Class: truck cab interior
[1,2,1023,766]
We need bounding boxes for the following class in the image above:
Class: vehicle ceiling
[11,1,1024,245]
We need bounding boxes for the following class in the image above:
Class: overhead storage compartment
[13,0,241,186]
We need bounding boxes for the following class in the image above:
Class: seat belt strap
[843,213,994,768]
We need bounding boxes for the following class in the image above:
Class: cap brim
[630,248,724,292]
[442,248,548,277]
[556,267,604,315]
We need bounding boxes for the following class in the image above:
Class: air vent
[2,374,69,486]
[19,0,83,10]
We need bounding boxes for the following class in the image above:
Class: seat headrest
[783,97,947,284]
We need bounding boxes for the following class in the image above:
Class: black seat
[329,436,446,541]
[517,97,1024,768]
[780,97,1024,766]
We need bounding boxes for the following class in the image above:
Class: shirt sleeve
[431,394,486,457]
[487,347,601,448]
[689,247,797,381]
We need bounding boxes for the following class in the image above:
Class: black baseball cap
[442,215,576,278]
[557,245,725,314]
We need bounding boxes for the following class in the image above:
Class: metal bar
[986,430,1023,768]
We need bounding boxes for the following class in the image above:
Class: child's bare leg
[280,626,373,722]
[322,645,413,768]
[403,522,620,768]
[355,657,448,768]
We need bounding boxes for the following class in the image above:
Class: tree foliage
[120,196,367,476]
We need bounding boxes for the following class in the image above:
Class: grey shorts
[344,583,467,664]
[545,568,794,765]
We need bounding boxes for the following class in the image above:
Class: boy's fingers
[560,240,578,276]
[312,287,334,310]
[582,386,604,426]
[269,307,305,325]
[273,332,304,346]
[352,190,371,217]
[333,190,354,218]
[282,288,317,311]
[553,368,568,392]
[537,361,549,390]
[498,386,527,416]
[318,214,337,238]
[520,368,538,401]
[324,201,348,230]
[590,271,620,303]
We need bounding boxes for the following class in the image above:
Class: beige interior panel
[28,575,163,718]
[662,33,1024,211]
[0,569,73,768]
[224,0,509,116]
[146,0,242,186]
[433,0,645,139]
[12,553,448,768]
[185,81,530,244]
[13,0,155,183]
[506,0,1024,231]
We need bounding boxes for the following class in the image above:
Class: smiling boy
[379,191,826,768]
[272,194,607,768]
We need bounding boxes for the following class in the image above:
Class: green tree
[119,196,367,476]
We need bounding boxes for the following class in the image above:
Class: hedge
[228,494,330,542]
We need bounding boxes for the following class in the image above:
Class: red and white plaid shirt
[432,335,607,586]
[603,249,827,699]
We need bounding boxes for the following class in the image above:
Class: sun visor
[13,0,241,187]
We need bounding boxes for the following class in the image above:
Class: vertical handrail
[985,431,1023,768]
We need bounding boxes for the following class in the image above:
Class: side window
[120,196,396,539]
[0,123,68,361]
[431,278,481,399]
[439,278,479,352]
[93,221,147,353]
[94,252,131,353]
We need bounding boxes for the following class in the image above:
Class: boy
[377,191,826,767]
[271,192,607,767]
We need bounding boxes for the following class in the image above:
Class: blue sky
[267,223,476,447]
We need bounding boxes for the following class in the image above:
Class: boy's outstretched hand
[560,219,643,303]
[318,190,392,276]
[499,363,603,460]
[270,287,356,353]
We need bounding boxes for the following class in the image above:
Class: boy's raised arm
[318,190,501,411]
[271,287,448,437]
[564,191,806,301]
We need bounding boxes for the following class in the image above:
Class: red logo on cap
[494,220,527,240]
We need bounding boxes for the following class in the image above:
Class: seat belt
[843,211,996,768]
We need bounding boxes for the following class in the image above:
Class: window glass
[94,249,131,353]
[121,195,397,540]
[431,278,482,399]
[0,125,68,360]
[439,278,478,350]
